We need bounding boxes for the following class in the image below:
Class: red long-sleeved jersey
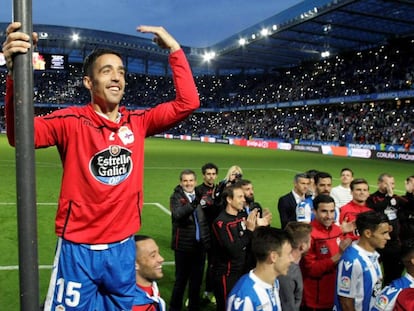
[5,49,199,244]
[300,219,343,309]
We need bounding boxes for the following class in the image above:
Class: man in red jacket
[3,22,199,311]
[300,194,352,311]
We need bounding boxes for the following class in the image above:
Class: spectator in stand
[278,173,312,228]
[330,168,354,209]
[339,178,371,241]
[367,173,408,285]
[169,169,210,311]
[335,211,390,311]
[278,221,312,311]
[226,226,294,311]
[300,194,352,311]
[372,238,414,311]
[133,235,166,311]
[195,162,219,305]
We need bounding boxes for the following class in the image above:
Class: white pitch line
[0,202,173,271]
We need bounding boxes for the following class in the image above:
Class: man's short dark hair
[201,163,218,175]
[294,173,310,183]
[356,211,389,234]
[350,178,369,191]
[234,179,252,188]
[134,235,151,243]
[313,194,335,210]
[340,168,354,176]
[252,226,293,262]
[285,222,312,249]
[223,184,242,200]
[179,169,196,181]
[305,169,319,179]
[314,172,332,185]
[400,238,414,262]
[83,48,123,77]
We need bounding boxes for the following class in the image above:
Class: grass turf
[0,134,412,309]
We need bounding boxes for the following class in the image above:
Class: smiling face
[273,241,293,277]
[135,238,164,286]
[83,53,126,111]
[351,182,369,205]
[314,202,336,228]
[226,188,246,215]
[180,173,196,193]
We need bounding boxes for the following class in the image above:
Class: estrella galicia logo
[89,145,133,185]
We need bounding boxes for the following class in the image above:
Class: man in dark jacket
[169,169,210,311]
[366,173,408,285]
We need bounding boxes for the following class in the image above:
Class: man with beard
[195,162,219,304]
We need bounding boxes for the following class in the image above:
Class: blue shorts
[43,236,136,311]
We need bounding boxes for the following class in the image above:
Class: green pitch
[0,134,411,309]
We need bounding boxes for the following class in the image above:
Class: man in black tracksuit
[169,169,210,311]
[366,173,408,285]
[195,162,220,303]
[210,184,258,311]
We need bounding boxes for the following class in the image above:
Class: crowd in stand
[1,37,414,146]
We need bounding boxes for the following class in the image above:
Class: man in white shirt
[331,168,354,209]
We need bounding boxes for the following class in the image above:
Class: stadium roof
[1,0,414,74]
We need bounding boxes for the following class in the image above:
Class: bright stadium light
[260,28,269,37]
[239,38,247,46]
[71,33,80,42]
[321,50,330,58]
[203,51,216,62]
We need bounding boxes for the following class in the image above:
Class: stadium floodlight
[272,25,278,31]
[260,28,269,37]
[321,50,330,58]
[251,34,256,40]
[239,38,247,46]
[71,33,80,42]
[203,51,216,62]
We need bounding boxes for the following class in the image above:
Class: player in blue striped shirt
[334,211,390,311]
[371,238,414,311]
[227,227,293,311]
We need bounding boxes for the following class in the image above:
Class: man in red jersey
[339,178,372,240]
[300,194,352,311]
[3,22,199,311]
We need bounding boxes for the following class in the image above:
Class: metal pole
[12,0,40,310]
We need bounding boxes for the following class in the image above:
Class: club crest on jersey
[118,126,134,144]
[89,145,133,185]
